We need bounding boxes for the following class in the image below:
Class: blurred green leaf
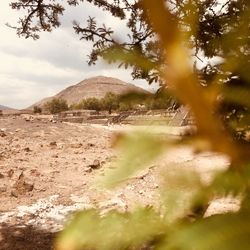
[168,211,250,250]
[101,45,158,73]
[101,132,167,187]
[56,208,167,250]
[160,166,204,223]
[223,87,250,109]
[210,165,250,196]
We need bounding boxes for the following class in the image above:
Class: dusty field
[0,115,239,250]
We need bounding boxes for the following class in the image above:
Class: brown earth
[0,115,239,250]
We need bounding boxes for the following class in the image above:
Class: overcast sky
[0,0,157,109]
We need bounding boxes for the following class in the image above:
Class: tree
[44,98,69,114]
[102,92,119,114]
[10,1,250,250]
[82,97,102,111]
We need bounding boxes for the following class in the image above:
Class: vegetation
[73,97,102,111]
[10,0,250,250]
[102,92,119,114]
[33,105,42,114]
[71,91,178,112]
[44,98,69,114]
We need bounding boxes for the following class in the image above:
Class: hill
[0,105,14,110]
[32,76,149,108]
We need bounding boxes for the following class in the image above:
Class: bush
[44,98,68,114]
[82,97,102,111]
[33,105,42,114]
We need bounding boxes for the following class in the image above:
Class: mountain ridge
[0,105,15,110]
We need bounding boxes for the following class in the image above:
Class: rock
[85,143,95,149]
[11,190,18,198]
[0,184,7,193]
[84,167,92,173]
[29,169,41,177]
[88,159,101,169]
[12,172,34,196]
[0,173,4,179]
[0,131,7,137]
[71,143,83,149]
[49,141,57,147]
[7,169,14,178]
[24,147,32,152]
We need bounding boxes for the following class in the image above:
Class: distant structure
[167,106,193,126]
[54,110,110,124]
[53,106,194,126]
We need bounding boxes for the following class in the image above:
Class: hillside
[0,105,13,110]
[32,76,149,108]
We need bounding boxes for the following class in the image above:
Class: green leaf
[223,87,250,109]
[101,132,166,187]
[168,211,250,250]
[160,166,203,223]
[56,208,168,250]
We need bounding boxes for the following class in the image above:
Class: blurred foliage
[56,208,167,250]
[10,0,250,250]
[44,98,69,114]
[101,132,166,187]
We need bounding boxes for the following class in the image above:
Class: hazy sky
[0,1,156,109]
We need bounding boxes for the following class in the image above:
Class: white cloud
[0,0,152,109]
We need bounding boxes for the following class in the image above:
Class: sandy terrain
[0,116,239,250]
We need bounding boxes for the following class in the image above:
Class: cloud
[0,0,150,109]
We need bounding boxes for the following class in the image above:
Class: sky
[0,1,156,109]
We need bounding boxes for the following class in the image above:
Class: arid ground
[0,115,239,250]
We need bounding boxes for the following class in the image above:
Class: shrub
[81,97,102,111]
[33,105,42,114]
[44,98,68,114]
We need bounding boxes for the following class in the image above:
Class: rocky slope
[32,76,149,108]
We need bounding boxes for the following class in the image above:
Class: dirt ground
[0,115,239,250]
